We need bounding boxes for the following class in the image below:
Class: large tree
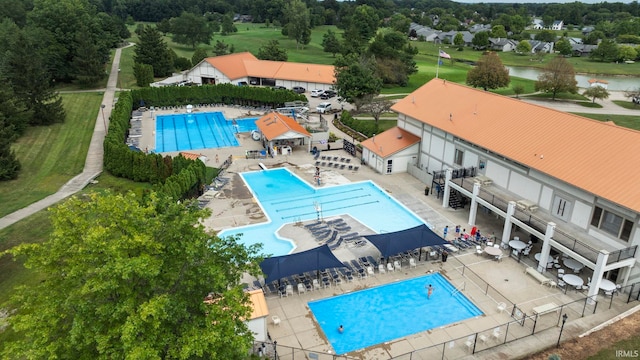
[171,12,214,49]
[466,52,510,91]
[583,86,610,103]
[535,56,578,100]
[555,38,573,57]
[333,53,383,111]
[322,29,342,57]
[283,0,311,49]
[590,39,618,62]
[257,40,288,61]
[134,25,174,77]
[472,31,489,50]
[2,191,263,359]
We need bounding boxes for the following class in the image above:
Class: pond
[507,66,640,91]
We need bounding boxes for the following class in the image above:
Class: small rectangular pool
[155,112,258,152]
[308,273,483,355]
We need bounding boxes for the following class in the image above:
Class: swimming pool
[217,168,426,256]
[308,273,483,355]
[155,112,258,152]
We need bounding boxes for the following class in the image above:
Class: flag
[439,49,451,59]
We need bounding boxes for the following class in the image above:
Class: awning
[364,224,449,258]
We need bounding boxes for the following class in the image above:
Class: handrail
[451,281,466,296]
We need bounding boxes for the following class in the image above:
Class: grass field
[0,93,103,218]
[572,112,640,130]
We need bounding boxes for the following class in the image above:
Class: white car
[310,89,325,97]
[316,102,332,114]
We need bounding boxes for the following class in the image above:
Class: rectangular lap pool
[217,168,427,256]
[155,112,258,152]
[308,273,483,355]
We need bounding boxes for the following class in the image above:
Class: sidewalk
[0,44,128,230]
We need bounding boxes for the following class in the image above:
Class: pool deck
[142,105,638,359]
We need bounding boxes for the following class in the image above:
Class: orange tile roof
[204,52,257,80]
[392,79,640,213]
[360,127,421,157]
[255,112,311,140]
[204,52,335,84]
[247,289,269,320]
[179,152,205,161]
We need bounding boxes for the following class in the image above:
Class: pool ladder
[451,281,466,296]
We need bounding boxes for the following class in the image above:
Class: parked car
[316,102,332,113]
[310,89,325,97]
[272,85,287,90]
[292,86,306,94]
[320,90,336,99]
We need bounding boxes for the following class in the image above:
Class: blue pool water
[155,112,258,152]
[217,168,426,256]
[308,273,483,355]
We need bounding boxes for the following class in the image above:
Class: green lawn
[613,100,640,110]
[572,113,640,130]
[0,93,103,218]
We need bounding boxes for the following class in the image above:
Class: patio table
[484,246,502,257]
[564,258,584,272]
[562,274,583,293]
[599,279,617,292]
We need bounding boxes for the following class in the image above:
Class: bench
[524,267,551,285]
[532,302,559,316]
[474,175,493,186]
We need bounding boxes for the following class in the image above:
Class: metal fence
[251,340,358,360]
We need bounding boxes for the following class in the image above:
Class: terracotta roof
[247,289,269,320]
[255,112,311,140]
[360,127,421,157]
[179,152,206,161]
[204,52,335,84]
[391,79,640,213]
[588,79,609,84]
[204,52,257,80]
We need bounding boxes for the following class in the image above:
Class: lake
[507,66,640,91]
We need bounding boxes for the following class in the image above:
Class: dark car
[320,90,336,99]
[292,86,306,94]
[272,85,287,90]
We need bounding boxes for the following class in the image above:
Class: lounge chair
[329,238,344,250]
[312,278,321,290]
[350,260,366,278]
[286,284,294,296]
[339,268,354,282]
[366,256,379,268]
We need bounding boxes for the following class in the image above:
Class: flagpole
[436,47,441,79]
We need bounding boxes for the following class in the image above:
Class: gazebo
[254,111,312,156]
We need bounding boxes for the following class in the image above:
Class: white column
[468,182,481,227]
[587,250,610,303]
[537,222,556,273]
[501,201,517,249]
[442,169,452,208]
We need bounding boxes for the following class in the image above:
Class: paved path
[0,45,125,230]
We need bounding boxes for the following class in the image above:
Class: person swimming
[426,284,434,299]
[338,324,344,333]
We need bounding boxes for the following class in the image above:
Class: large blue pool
[217,168,426,256]
[155,112,258,152]
[308,273,483,355]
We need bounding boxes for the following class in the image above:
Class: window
[386,159,393,174]
[591,206,634,241]
[454,149,464,166]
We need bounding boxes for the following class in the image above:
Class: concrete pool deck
[139,105,638,359]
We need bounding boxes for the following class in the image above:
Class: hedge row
[131,84,307,109]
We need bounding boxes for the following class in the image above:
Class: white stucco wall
[507,171,541,202]
[248,317,267,342]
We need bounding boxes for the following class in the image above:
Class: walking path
[0,45,125,230]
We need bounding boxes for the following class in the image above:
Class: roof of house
[204,52,335,84]
[247,289,269,320]
[255,111,311,140]
[360,126,421,158]
[179,152,207,162]
[391,79,640,213]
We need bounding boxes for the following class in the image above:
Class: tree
[466,52,510,91]
[367,31,417,86]
[342,5,379,53]
[583,86,610,103]
[322,29,342,57]
[388,13,410,34]
[535,56,578,100]
[257,40,288,61]
[192,48,208,65]
[220,13,237,35]
[590,39,619,62]
[284,0,311,49]
[516,40,532,54]
[212,40,231,56]
[2,191,263,359]
[72,25,106,86]
[171,12,213,49]
[618,45,637,61]
[134,62,154,87]
[134,25,173,77]
[333,53,382,111]
[535,30,556,42]
[512,84,525,98]
[472,31,489,50]
[491,25,507,38]
[555,38,573,57]
[453,32,464,49]
[360,97,393,130]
